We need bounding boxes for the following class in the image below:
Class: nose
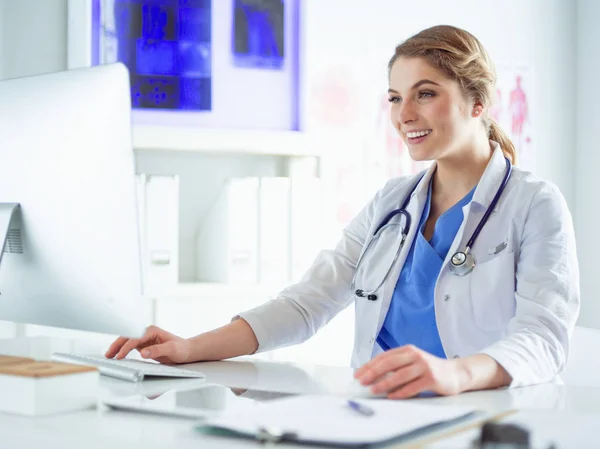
[396,99,417,125]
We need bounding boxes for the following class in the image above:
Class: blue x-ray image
[107,0,212,111]
[233,0,285,70]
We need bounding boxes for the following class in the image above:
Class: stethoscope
[351,157,512,301]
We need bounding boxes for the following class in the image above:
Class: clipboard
[195,395,488,447]
[392,409,518,449]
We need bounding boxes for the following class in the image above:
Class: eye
[418,91,435,99]
[388,96,402,104]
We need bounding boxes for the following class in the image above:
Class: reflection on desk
[103,383,289,419]
[2,336,600,449]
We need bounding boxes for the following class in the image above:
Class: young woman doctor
[106,25,580,399]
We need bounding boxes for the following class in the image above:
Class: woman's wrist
[186,319,259,363]
[183,335,203,363]
[452,358,474,393]
[454,354,512,392]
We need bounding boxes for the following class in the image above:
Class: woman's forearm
[186,318,259,362]
[457,353,513,392]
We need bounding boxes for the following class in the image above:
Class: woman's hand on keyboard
[105,325,191,364]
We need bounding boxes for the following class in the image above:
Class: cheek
[429,101,461,135]
[389,104,400,122]
[429,100,452,122]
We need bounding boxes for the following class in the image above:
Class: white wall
[0,1,3,79]
[0,0,67,81]
[575,0,600,328]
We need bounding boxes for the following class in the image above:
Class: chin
[407,146,435,162]
[406,139,444,162]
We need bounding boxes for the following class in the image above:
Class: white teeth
[407,130,431,138]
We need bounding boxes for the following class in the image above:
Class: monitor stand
[0,203,21,265]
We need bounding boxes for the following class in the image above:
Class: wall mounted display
[232,0,285,70]
[69,0,301,131]
[97,0,213,111]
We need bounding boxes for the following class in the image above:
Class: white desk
[1,336,599,449]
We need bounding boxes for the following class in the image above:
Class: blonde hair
[389,25,516,164]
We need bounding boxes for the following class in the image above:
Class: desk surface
[1,336,599,449]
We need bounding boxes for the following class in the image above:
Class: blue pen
[347,400,375,417]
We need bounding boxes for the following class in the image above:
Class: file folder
[196,177,260,283]
[136,174,179,289]
[196,394,480,447]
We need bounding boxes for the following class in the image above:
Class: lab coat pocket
[469,251,516,332]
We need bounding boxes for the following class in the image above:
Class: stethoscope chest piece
[449,250,476,276]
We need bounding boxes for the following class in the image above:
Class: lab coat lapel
[471,142,508,211]
[376,164,436,328]
[440,142,509,272]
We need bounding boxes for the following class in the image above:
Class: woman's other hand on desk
[354,345,511,399]
[105,325,191,364]
[354,345,466,399]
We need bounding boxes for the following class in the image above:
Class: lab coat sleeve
[479,182,580,388]
[233,181,393,354]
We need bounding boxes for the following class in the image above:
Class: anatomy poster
[492,65,535,171]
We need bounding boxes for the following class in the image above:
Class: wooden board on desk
[0,354,34,366]
[0,361,97,378]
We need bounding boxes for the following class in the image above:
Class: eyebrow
[388,79,440,94]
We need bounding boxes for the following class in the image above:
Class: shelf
[132,125,318,158]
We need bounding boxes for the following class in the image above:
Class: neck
[432,135,492,202]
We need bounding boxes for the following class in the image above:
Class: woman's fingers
[387,375,431,399]
[105,336,129,358]
[356,346,420,384]
[141,341,175,360]
[370,362,425,394]
[114,338,142,359]
[107,326,160,360]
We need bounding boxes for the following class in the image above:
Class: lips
[405,130,432,145]
[405,129,432,139]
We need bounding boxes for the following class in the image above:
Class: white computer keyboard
[51,352,206,382]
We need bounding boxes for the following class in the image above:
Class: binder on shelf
[195,175,325,286]
[258,177,290,285]
[289,177,323,282]
[136,174,180,290]
[195,177,260,283]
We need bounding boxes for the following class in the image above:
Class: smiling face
[388,56,481,162]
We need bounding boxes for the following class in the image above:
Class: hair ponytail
[488,119,516,165]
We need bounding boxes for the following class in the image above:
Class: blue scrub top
[376,180,475,358]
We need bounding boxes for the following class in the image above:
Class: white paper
[203,394,477,446]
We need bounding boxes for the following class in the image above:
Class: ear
[472,102,484,117]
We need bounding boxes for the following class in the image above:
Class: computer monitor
[0,63,147,338]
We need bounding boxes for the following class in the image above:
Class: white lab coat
[237,142,580,388]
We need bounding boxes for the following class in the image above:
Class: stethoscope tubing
[352,157,512,299]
